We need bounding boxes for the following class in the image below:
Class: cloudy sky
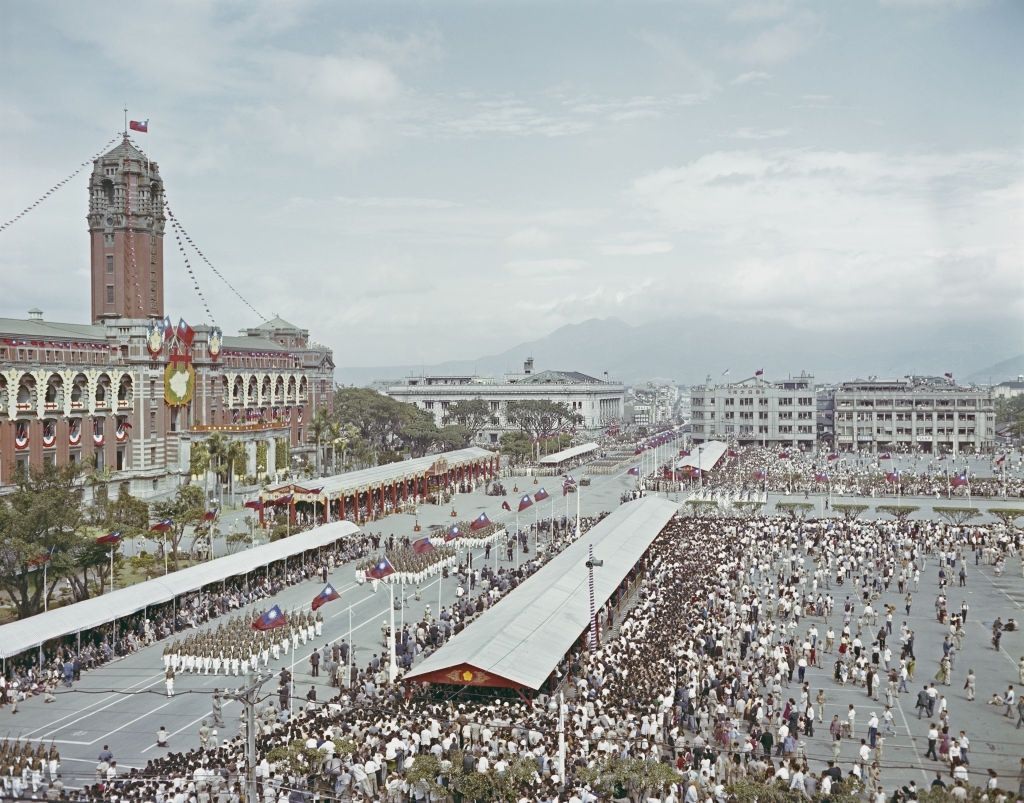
[1,0,1021,368]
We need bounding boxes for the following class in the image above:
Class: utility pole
[224,670,271,803]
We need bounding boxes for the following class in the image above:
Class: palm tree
[224,440,246,505]
[309,408,333,477]
[206,433,228,507]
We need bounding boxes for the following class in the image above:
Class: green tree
[225,440,246,500]
[832,503,871,520]
[397,406,442,457]
[275,437,290,472]
[442,398,494,441]
[504,399,581,443]
[988,508,1024,528]
[933,506,981,527]
[309,407,333,476]
[775,501,815,519]
[876,504,920,522]
[189,440,210,480]
[334,387,413,455]
[437,424,473,451]
[499,431,533,465]
[0,464,88,617]
[151,484,206,569]
[206,432,228,505]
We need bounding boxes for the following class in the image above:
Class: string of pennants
[4,338,111,349]
[166,206,216,327]
[163,198,266,322]
[0,133,123,234]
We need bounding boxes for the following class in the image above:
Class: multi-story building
[387,360,624,445]
[833,377,994,454]
[992,378,1024,400]
[0,136,333,496]
[690,372,817,449]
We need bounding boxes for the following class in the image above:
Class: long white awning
[0,521,359,660]
[538,442,599,465]
[405,496,679,689]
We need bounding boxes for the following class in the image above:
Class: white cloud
[505,227,554,249]
[728,1,794,23]
[731,71,772,85]
[504,258,588,277]
[600,241,674,256]
[729,127,790,139]
[729,12,822,65]
[627,148,1023,324]
[333,196,461,209]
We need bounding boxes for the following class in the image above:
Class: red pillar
[289,498,296,525]
[258,505,265,526]
[340,493,346,521]
[391,481,397,508]
[402,479,409,501]
[322,498,329,524]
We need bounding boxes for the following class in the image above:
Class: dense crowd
[686,447,1024,500]
[11,508,1021,803]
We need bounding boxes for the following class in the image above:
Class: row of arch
[224,374,308,407]
[0,372,132,415]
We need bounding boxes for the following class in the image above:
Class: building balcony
[192,420,290,434]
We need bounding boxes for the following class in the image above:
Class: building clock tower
[87,136,166,321]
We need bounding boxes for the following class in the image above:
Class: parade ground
[2,459,1022,794]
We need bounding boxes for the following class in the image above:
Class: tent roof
[0,521,359,660]
[538,442,599,465]
[405,495,679,689]
[263,447,496,499]
[675,440,727,471]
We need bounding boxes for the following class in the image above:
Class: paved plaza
[1,462,1022,794]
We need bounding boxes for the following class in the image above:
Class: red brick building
[0,137,334,496]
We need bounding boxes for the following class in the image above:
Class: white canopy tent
[405,496,679,690]
[675,440,728,472]
[0,520,359,661]
[538,442,599,466]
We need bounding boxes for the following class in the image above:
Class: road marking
[138,700,234,754]
[86,700,173,747]
[23,671,167,738]
[40,676,166,740]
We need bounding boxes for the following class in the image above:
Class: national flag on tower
[162,315,174,342]
[444,524,461,542]
[501,500,512,511]
[944,372,954,380]
[149,518,173,533]
[470,512,491,531]
[755,368,764,377]
[412,537,435,554]
[366,557,396,580]
[252,604,287,631]
[96,531,122,546]
[129,119,149,133]
[534,488,549,502]
[517,494,533,512]
[311,584,340,611]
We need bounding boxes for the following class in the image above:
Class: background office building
[833,377,995,454]
[689,373,817,449]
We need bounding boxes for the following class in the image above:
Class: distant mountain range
[337,316,1022,387]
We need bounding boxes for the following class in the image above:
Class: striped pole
[587,543,597,653]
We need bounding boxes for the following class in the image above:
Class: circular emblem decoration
[461,670,474,682]
[146,320,164,357]
[163,363,196,406]
[208,326,223,360]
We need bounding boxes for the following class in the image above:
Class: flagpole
[347,607,353,687]
[387,581,397,682]
[289,648,295,717]
[109,546,114,593]
[575,479,581,540]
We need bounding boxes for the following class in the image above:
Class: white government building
[689,373,818,449]
[387,360,625,445]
